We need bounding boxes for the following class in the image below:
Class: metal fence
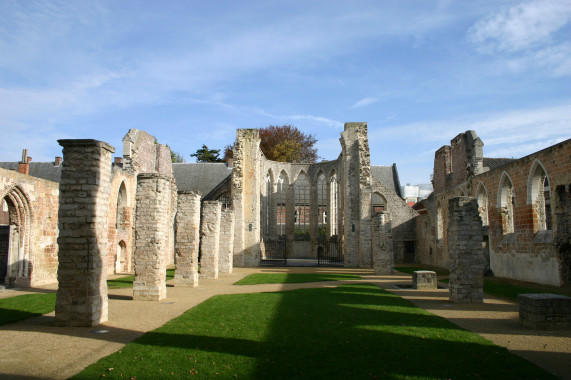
[318,239,344,266]
[260,238,287,266]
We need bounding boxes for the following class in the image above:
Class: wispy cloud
[370,102,571,153]
[467,0,571,76]
[351,97,379,108]
[468,0,571,53]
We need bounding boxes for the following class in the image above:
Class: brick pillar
[55,139,115,327]
[219,208,235,274]
[372,212,393,274]
[200,201,222,279]
[174,191,201,287]
[133,173,171,301]
[448,197,484,303]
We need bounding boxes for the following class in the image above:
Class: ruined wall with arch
[417,130,571,286]
[232,122,417,268]
[0,168,59,287]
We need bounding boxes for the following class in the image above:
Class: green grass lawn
[74,284,555,379]
[0,269,176,325]
[235,272,360,285]
[483,279,569,300]
[439,278,569,300]
[0,293,57,326]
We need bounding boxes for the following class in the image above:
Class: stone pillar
[200,201,222,279]
[231,129,262,267]
[219,209,235,274]
[372,212,393,274]
[448,197,484,303]
[174,191,201,287]
[340,122,373,267]
[55,139,115,327]
[133,173,171,301]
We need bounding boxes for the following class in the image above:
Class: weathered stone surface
[372,212,393,274]
[133,173,172,301]
[200,201,222,279]
[413,270,437,289]
[518,293,571,329]
[219,209,235,274]
[174,191,201,287]
[231,129,262,267]
[448,197,484,303]
[55,139,115,326]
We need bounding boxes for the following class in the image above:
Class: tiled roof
[483,157,516,171]
[0,162,62,183]
[370,164,403,197]
[172,163,232,198]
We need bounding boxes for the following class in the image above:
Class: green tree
[223,125,319,163]
[166,144,185,163]
[191,144,224,162]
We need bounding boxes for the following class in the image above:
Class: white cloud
[467,0,571,77]
[351,97,379,108]
[468,0,571,53]
[370,102,571,152]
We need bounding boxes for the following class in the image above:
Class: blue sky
[0,0,570,186]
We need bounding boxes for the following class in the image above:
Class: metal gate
[260,237,287,266]
[318,238,343,266]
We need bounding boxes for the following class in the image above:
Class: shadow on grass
[74,283,556,379]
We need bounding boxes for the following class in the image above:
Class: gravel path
[0,267,569,379]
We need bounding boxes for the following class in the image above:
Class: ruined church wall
[231,129,262,266]
[371,179,417,263]
[106,169,137,274]
[0,168,59,286]
[468,140,570,286]
[419,136,571,286]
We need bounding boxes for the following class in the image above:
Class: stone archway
[0,186,31,287]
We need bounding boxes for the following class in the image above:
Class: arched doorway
[116,240,128,273]
[0,187,31,286]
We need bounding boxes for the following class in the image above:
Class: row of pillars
[54,139,235,327]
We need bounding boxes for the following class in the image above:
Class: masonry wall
[200,201,222,279]
[419,132,571,286]
[371,179,417,263]
[0,168,59,286]
[448,197,484,303]
[175,191,201,287]
[56,139,114,326]
[106,170,136,274]
[232,129,262,266]
[219,208,235,274]
[133,173,171,301]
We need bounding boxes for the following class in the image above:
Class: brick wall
[0,167,59,287]
[419,135,571,286]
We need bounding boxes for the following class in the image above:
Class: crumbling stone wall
[55,139,115,326]
[232,129,262,267]
[448,197,484,303]
[133,173,172,301]
[371,179,417,263]
[420,131,571,286]
[219,208,235,274]
[372,212,393,274]
[340,122,373,267]
[106,171,136,274]
[200,201,222,279]
[0,168,59,287]
[555,184,571,285]
[174,191,201,287]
